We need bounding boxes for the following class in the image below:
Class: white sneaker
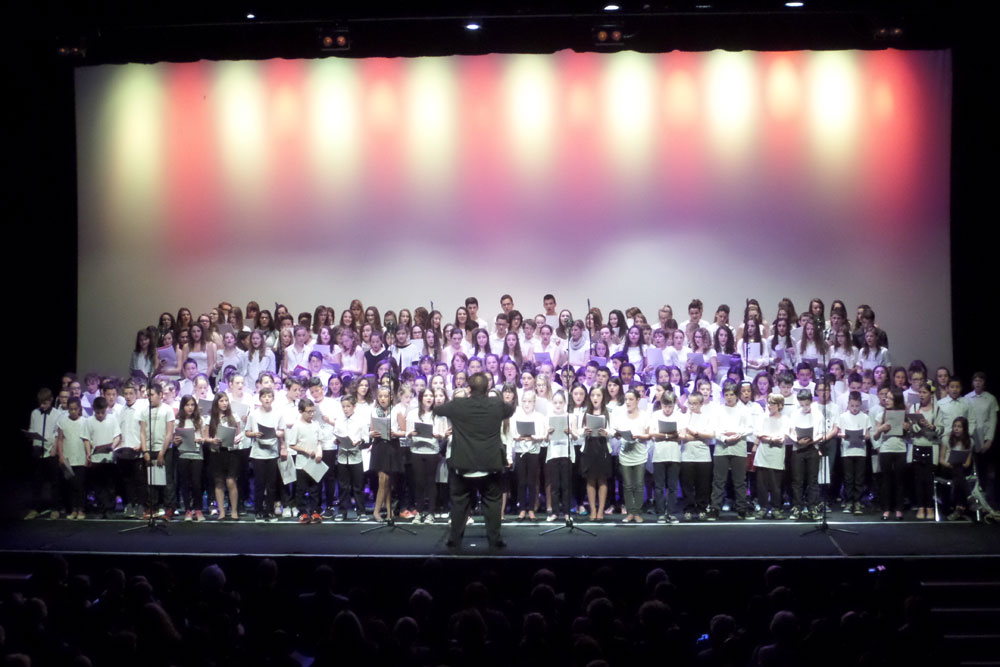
[423,513,435,524]
[412,514,421,524]
[281,507,292,518]
[466,515,474,525]
[291,507,300,518]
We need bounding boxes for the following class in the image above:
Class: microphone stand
[121,384,169,535]
[540,413,595,537]
[362,349,415,536]
[802,336,856,539]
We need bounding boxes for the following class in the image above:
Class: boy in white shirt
[140,383,177,520]
[752,394,789,519]
[87,396,122,518]
[649,390,686,523]
[246,386,285,522]
[288,398,323,524]
[788,389,827,520]
[837,391,870,515]
[708,382,753,520]
[115,381,147,518]
[23,388,61,519]
[334,395,370,521]
[57,397,91,519]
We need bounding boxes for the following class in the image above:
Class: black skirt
[579,437,611,480]
[208,447,242,480]
[370,438,403,474]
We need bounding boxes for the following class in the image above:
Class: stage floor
[3,514,999,560]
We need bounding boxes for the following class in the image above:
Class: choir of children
[22,294,997,525]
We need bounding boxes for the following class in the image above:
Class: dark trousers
[545,458,572,515]
[295,469,319,515]
[942,465,971,508]
[252,458,279,514]
[337,462,366,514]
[878,451,906,512]
[449,470,503,545]
[790,447,820,509]
[32,456,61,510]
[411,453,438,514]
[117,458,143,508]
[652,461,681,515]
[911,460,935,508]
[151,448,178,510]
[756,467,783,510]
[90,461,117,513]
[177,458,204,511]
[66,466,87,511]
[842,456,867,506]
[321,450,338,511]
[620,463,645,515]
[711,455,748,512]
[237,448,252,508]
[681,461,712,512]
[515,452,540,511]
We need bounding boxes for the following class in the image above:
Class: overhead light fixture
[55,37,87,58]
[593,23,626,47]
[246,13,256,19]
[317,26,350,52]
[604,4,621,10]
[465,22,481,31]
[784,2,804,7]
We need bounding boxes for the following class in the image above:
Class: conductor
[433,372,515,549]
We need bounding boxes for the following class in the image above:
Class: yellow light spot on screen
[705,51,757,157]
[505,55,556,176]
[807,51,860,163]
[766,56,800,120]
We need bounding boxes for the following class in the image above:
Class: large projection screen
[75,49,952,376]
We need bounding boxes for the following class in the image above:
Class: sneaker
[546,514,557,522]
[76,512,86,520]
[946,510,968,522]
[722,503,731,512]
[578,506,589,517]
[706,508,719,522]
[737,511,751,520]
[697,511,707,521]
[255,513,266,523]
[436,512,449,519]
[299,514,311,524]
[67,511,78,520]
[789,508,801,520]
[657,514,667,524]
[358,513,371,522]
[754,509,767,520]
[684,511,693,522]
[184,511,193,522]
[423,513,435,524]
[24,510,39,520]
[267,513,280,523]
[281,507,292,518]
[411,514,422,524]
[667,514,680,524]
[142,509,152,520]
[842,504,853,514]
[772,509,786,520]
[334,514,345,522]
[290,507,298,518]
[400,509,415,519]
[50,510,60,520]
[853,504,864,516]
[466,515,474,526]
[194,511,205,522]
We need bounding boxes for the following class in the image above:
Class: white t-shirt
[59,416,89,467]
[614,410,650,467]
[86,415,121,464]
[141,404,175,453]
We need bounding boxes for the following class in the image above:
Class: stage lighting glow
[604,4,621,10]
[505,55,556,175]
[785,2,804,7]
[246,13,255,19]
[406,58,458,192]
[465,23,481,31]
[604,52,656,171]
[808,51,860,162]
[307,58,361,202]
[766,56,800,120]
[664,68,698,127]
[706,51,757,156]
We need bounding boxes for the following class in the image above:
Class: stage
[3,514,998,560]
